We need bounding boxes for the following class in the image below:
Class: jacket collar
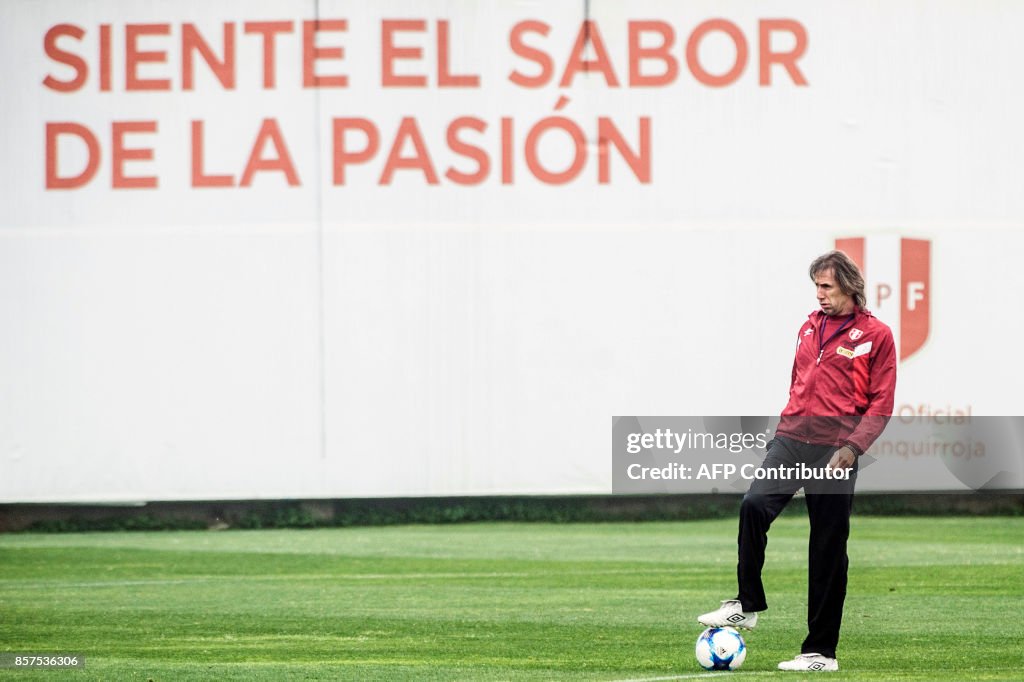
[808,307,872,324]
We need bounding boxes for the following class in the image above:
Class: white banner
[2,0,1023,501]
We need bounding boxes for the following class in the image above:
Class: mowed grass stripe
[1,517,1022,680]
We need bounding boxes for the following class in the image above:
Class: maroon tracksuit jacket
[775,307,897,454]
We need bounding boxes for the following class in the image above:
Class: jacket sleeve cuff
[842,440,864,457]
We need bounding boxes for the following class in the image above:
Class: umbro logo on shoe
[777,653,839,671]
[698,600,758,630]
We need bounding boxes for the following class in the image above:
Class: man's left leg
[801,470,856,659]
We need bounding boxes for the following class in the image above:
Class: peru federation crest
[835,236,930,362]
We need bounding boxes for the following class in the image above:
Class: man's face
[815,268,854,316]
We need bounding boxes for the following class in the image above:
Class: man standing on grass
[698,250,897,672]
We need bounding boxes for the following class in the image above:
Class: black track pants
[735,435,857,659]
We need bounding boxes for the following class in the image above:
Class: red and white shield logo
[835,236,930,362]
[849,328,863,341]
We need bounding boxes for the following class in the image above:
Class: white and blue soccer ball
[695,626,747,671]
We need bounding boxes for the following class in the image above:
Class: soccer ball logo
[695,627,747,671]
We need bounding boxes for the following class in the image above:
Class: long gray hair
[809,250,867,309]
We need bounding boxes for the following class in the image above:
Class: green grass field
[1,516,1022,680]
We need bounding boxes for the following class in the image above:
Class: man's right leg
[699,437,801,628]
[737,437,803,612]
[736,489,794,611]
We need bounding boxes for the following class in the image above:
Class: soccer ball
[695,626,747,670]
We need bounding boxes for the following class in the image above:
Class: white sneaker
[777,653,839,671]
[697,599,758,630]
